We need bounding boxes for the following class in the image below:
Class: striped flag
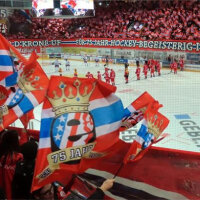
[0,34,16,82]
[32,77,128,191]
[120,91,156,132]
[0,33,27,87]
[0,51,49,131]
[123,101,169,164]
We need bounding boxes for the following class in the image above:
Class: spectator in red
[4,0,200,41]
[0,129,23,200]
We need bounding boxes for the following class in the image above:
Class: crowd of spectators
[4,0,200,41]
[0,129,114,200]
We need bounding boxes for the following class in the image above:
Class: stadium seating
[5,0,200,41]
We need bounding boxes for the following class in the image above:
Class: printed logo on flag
[47,79,96,163]
[0,85,8,106]
[0,51,48,131]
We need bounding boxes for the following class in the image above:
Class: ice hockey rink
[14,58,200,153]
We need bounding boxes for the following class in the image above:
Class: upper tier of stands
[4,0,200,41]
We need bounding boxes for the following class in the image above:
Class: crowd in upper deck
[3,0,200,41]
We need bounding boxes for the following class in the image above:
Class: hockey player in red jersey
[135,61,141,80]
[124,64,129,84]
[110,69,116,86]
[147,59,151,71]
[86,72,94,78]
[97,71,102,80]
[173,60,178,74]
[86,72,90,78]
[143,60,148,79]
[156,61,161,76]
[150,62,155,77]
[179,57,184,71]
[103,67,110,84]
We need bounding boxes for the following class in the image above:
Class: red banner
[9,38,200,53]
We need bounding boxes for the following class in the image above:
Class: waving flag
[0,85,8,106]
[120,92,155,132]
[32,77,127,191]
[123,101,169,164]
[0,51,49,131]
[0,34,16,82]
[19,109,35,129]
[0,33,27,87]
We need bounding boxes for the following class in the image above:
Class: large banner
[9,38,200,53]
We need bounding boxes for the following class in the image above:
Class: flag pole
[113,135,167,179]
[113,162,124,178]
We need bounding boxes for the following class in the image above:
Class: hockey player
[65,60,70,71]
[179,57,184,71]
[135,61,141,80]
[83,55,88,67]
[150,62,155,77]
[64,54,68,61]
[86,72,90,78]
[157,61,161,76]
[147,59,152,71]
[95,56,100,67]
[52,58,61,72]
[97,71,102,81]
[143,61,148,79]
[86,72,94,79]
[124,65,129,84]
[58,67,62,76]
[124,62,129,69]
[105,55,109,66]
[173,60,178,74]
[74,68,78,77]
[103,67,110,84]
[110,69,116,86]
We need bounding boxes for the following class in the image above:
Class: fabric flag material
[0,85,8,106]
[32,78,161,191]
[0,34,16,82]
[0,51,49,131]
[32,76,127,191]
[123,101,169,164]
[121,91,156,132]
[0,71,18,87]
[19,109,35,129]
[75,144,200,200]
[0,33,28,87]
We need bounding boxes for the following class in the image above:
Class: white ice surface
[13,59,200,153]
